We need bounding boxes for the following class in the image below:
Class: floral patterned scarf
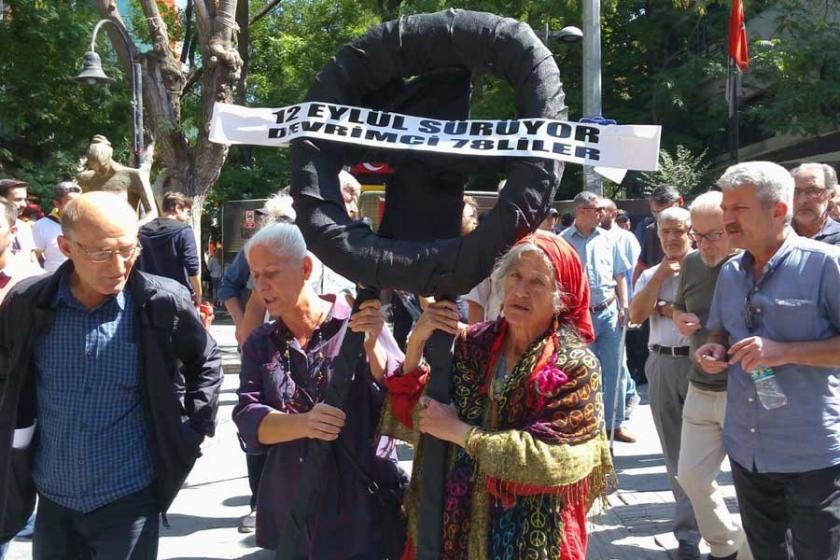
[440,319,607,559]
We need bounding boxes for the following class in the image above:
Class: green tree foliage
[640,145,711,197]
[212,0,381,202]
[747,0,840,135]
[4,0,837,209]
[0,2,132,201]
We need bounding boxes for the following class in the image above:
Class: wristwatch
[656,300,668,316]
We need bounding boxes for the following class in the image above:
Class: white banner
[209,101,661,172]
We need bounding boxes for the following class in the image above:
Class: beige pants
[677,384,752,559]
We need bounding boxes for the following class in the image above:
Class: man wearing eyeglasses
[629,206,702,559]
[561,191,634,442]
[137,191,202,306]
[696,161,840,560]
[790,163,840,246]
[0,192,222,559]
[671,191,748,560]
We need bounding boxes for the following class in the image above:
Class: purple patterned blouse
[233,296,404,557]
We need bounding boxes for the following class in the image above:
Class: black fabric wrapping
[290,8,567,296]
[286,9,567,559]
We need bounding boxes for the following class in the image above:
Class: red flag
[729,0,749,72]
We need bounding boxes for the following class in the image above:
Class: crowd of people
[0,158,839,559]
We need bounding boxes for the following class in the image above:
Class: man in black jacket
[0,192,222,559]
[138,191,202,305]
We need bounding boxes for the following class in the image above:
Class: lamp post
[74,19,144,168]
[582,0,603,195]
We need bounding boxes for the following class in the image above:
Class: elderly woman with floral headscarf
[382,230,612,559]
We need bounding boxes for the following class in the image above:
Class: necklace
[281,303,330,399]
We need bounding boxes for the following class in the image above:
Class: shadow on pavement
[161,513,241,537]
[589,527,673,559]
[222,495,251,507]
[168,552,273,560]
[614,452,666,471]
[182,475,248,489]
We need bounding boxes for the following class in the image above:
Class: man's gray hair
[657,206,691,227]
[245,222,307,264]
[258,189,296,228]
[490,243,564,314]
[688,190,723,217]
[572,191,600,208]
[717,161,794,222]
[790,162,838,192]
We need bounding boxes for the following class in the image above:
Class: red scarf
[515,230,594,343]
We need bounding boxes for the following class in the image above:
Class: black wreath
[290,9,567,296]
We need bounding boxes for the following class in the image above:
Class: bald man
[0,192,222,558]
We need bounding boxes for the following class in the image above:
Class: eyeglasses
[794,187,829,199]
[688,229,724,243]
[71,240,141,263]
[579,206,605,213]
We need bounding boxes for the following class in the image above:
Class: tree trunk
[93,0,243,280]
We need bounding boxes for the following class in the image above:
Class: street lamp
[74,19,144,168]
[543,23,583,47]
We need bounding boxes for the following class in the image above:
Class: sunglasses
[745,292,762,331]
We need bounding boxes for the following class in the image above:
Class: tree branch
[138,0,172,59]
[181,69,204,98]
[192,0,212,41]
[251,0,282,26]
[181,0,194,64]
[236,0,250,104]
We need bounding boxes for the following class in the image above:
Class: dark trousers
[246,452,267,510]
[625,321,649,384]
[731,460,840,560]
[32,486,158,560]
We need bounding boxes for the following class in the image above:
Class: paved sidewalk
[587,387,743,559]
[5,316,744,559]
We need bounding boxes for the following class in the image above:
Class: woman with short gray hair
[233,223,405,557]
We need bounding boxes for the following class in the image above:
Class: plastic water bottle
[751,367,788,410]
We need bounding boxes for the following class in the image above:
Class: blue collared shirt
[218,249,250,303]
[33,276,154,512]
[814,217,840,247]
[561,224,631,306]
[606,227,641,297]
[708,230,840,473]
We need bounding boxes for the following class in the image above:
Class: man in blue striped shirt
[0,192,222,559]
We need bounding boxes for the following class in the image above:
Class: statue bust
[77,135,158,222]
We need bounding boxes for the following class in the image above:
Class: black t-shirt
[639,221,664,268]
